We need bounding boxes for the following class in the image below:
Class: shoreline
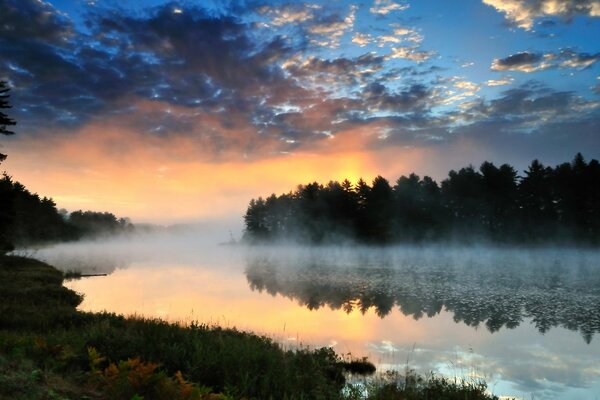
[0,254,507,400]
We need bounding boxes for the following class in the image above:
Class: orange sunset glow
[4,118,440,222]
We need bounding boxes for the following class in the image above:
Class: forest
[244,154,600,244]
[0,173,133,252]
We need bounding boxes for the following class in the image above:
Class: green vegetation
[244,154,600,244]
[346,370,504,400]
[0,254,506,399]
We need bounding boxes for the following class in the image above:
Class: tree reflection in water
[245,247,600,343]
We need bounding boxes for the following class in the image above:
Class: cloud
[0,0,73,44]
[1,0,598,174]
[491,50,599,72]
[482,0,600,30]
[362,82,434,112]
[282,53,385,86]
[375,26,423,47]
[258,3,321,26]
[307,5,357,48]
[352,32,372,47]
[486,77,515,86]
[370,0,409,14]
[0,1,311,139]
[558,49,600,68]
[454,80,481,92]
[455,82,600,128]
[491,52,549,72]
[386,46,436,62]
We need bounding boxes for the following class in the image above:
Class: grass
[0,254,506,400]
[346,370,505,400]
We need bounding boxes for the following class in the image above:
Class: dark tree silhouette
[0,174,134,252]
[366,176,394,242]
[0,81,16,163]
[518,160,557,239]
[243,154,600,244]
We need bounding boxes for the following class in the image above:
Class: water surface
[25,233,600,400]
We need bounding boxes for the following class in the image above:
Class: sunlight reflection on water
[22,234,600,400]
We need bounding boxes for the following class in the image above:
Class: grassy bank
[0,255,504,400]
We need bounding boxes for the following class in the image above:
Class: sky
[0,0,599,223]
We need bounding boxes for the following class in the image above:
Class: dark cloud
[88,5,292,91]
[363,82,433,111]
[0,0,305,137]
[0,0,597,164]
[369,81,600,166]
[0,0,72,44]
[491,51,545,71]
[492,49,600,72]
[283,53,385,86]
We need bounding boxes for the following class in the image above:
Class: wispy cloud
[386,46,436,62]
[370,0,409,15]
[258,3,321,26]
[485,76,515,86]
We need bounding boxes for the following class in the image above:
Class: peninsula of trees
[243,154,600,244]
[0,173,133,252]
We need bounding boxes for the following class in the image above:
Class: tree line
[0,173,133,252]
[244,154,600,244]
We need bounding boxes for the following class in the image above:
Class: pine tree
[0,81,17,163]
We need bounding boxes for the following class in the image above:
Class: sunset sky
[1,0,599,222]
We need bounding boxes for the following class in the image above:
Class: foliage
[0,255,83,331]
[346,369,509,400]
[88,347,224,400]
[0,173,134,252]
[243,154,600,244]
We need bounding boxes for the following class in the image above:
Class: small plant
[88,347,223,400]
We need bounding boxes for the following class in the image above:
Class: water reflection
[245,246,600,343]
[24,239,600,399]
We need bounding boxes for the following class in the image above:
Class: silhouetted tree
[365,176,394,242]
[441,166,485,238]
[0,81,16,163]
[394,174,444,241]
[518,159,557,239]
[0,174,135,250]
[243,154,600,245]
[479,162,518,239]
[68,210,133,237]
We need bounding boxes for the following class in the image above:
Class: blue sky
[0,0,599,220]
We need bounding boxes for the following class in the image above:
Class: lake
[24,230,600,400]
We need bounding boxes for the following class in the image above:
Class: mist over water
[17,228,600,400]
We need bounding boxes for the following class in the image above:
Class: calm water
[24,232,600,400]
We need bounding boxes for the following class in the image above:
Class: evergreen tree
[242,154,600,245]
[0,81,16,163]
[518,160,557,239]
